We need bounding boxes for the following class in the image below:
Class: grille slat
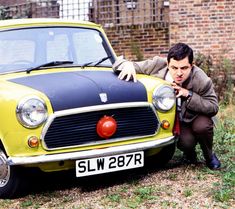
[43,106,159,149]
[45,124,156,137]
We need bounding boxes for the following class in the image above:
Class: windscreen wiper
[26,61,74,74]
[81,56,111,68]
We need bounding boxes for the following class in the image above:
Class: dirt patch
[1,160,232,209]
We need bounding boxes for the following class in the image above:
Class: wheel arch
[0,135,8,156]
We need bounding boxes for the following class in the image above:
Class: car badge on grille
[99,93,108,103]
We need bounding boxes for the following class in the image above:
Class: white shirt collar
[165,71,174,83]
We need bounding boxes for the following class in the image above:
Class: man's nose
[176,69,183,76]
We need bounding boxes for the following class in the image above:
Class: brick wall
[105,23,170,61]
[169,0,235,63]
[105,0,235,64]
[0,0,26,5]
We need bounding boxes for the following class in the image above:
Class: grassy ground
[0,105,234,209]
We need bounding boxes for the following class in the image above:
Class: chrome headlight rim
[16,96,48,129]
[152,85,176,112]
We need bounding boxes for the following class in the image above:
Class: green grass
[183,188,193,197]
[175,104,235,206]
[107,193,121,203]
[210,105,235,203]
[134,186,155,200]
[21,200,33,207]
[106,186,157,208]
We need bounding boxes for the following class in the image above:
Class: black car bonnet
[9,71,148,111]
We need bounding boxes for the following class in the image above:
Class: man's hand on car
[117,61,137,82]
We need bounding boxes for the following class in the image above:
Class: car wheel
[0,149,25,198]
[146,143,176,167]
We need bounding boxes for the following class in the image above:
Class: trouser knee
[192,116,213,135]
[177,137,196,153]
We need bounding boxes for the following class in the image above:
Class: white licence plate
[76,151,144,177]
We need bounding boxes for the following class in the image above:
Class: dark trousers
[177,115,214,161]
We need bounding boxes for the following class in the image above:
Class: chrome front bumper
[7,136,176,166]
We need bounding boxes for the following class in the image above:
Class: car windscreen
[0,26,114,74]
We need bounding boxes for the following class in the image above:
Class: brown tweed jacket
[113,56,219,123]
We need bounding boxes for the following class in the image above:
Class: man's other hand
[171,82,190,98]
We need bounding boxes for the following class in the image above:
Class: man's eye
[181,66,190,70]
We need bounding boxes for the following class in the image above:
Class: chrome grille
[43,105,159,149]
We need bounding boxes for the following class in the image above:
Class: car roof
[0,18,100,29]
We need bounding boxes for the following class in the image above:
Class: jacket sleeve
[113,56,167,75]
[186,72,219,117]
[133,56,167,75]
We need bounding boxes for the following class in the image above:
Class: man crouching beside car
[112,42,221,170]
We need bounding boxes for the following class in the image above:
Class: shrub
[195,53,234,105]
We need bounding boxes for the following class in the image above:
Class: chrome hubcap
[0,151,10,187]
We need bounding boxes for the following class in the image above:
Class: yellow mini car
[0,18,178,198]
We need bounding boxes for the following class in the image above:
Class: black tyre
[0,149,25,198]
[146,143,176,167]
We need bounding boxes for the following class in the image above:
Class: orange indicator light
[161,120,170,129]
[28,136,39,148]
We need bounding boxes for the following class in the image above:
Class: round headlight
[152,85,175,111]
[16,97,48,128]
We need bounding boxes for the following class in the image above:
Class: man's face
[168,57,192,85]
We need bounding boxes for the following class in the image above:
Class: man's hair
[167,43,194,65]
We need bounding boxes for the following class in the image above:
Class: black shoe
[206,153,221,170]
[181,152,198,165]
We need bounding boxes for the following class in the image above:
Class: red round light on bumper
[96,116,117,139]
